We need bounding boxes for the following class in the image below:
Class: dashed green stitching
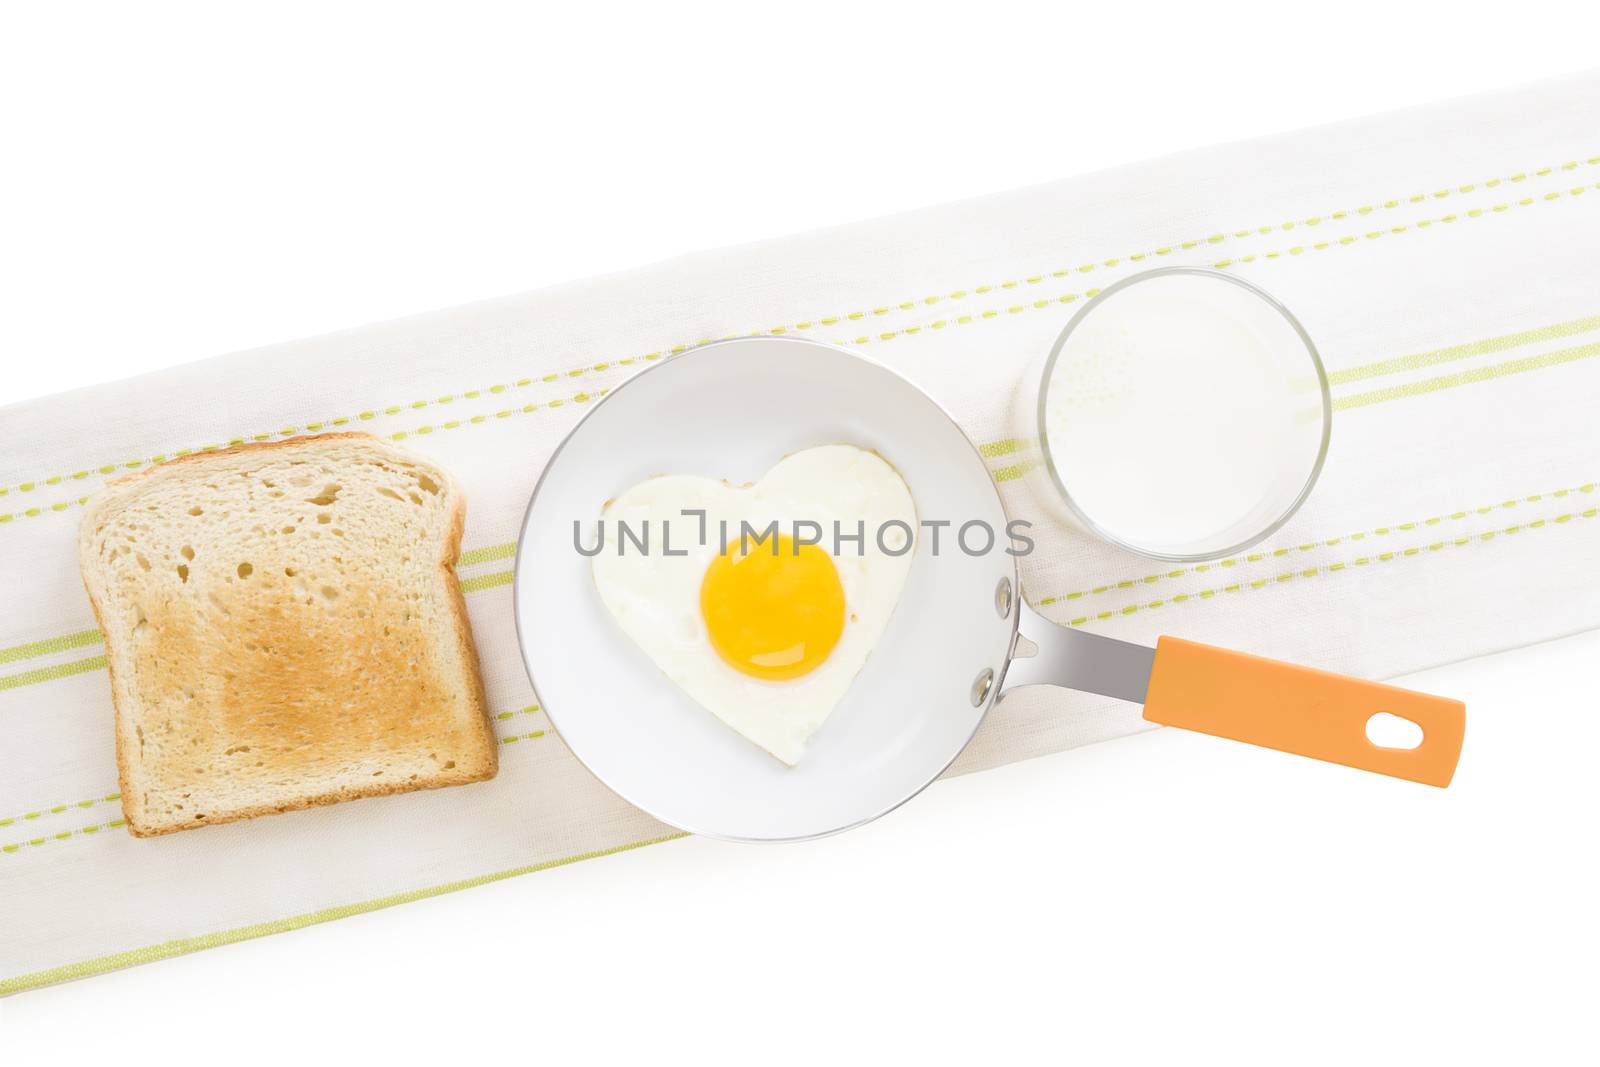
[2,711,550,854]
[2,362,1592,680]
[494,704,541,722]
[1035,482,1597,607]
[0,563,515,692]
[386,387,607,442]
[1,384,610,527]
[813,155,1599,340]
[851,181,1600,347]
[0,833,688,994]
[499,729,547,745]
[1052,506,1598,627]
[840,290,1102,346]
[2,374,627,504]
[1209,183,1599,272]
[4,155,1593,505]
[0,543,520,673]
[0,792,120,828]
[11,508,1595,849]
[2,426,1590,680]
[0,819,125,854]
[0,495,91,526]
[977,318,1600,486]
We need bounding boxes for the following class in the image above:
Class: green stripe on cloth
[3,711,545,840]
[1034,482,1597,607]
[0,543,517,670]
[978,438,1029,458]
[1054,505,1598,627]
[5,172,1597,525]
[0,655,107,692]
[0,569,513,692]
[0,628,103,665]
[0,833,687,996]
[1328,313,1600,386]
[1336,338,1600,411]
[1,317,1593,683]
[1,819,126,854]
[456,542,517,568]
[0,793,121,828]
[458,569,513,594]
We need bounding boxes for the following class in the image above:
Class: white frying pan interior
[513,337,1017,841]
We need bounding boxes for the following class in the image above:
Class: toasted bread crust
[79,432,497,837]
[118,763,497,838]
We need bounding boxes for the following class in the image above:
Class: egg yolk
[700,534,846,681]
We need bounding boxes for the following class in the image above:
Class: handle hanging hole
[1366,711,1424,750]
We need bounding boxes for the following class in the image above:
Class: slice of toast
[78,433,496,837]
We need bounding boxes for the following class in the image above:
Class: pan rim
[510,334,1020,843]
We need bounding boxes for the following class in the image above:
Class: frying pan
[512,336,1465,842]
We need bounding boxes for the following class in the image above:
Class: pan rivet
[995,577,1013,619]
[971,667,994,707]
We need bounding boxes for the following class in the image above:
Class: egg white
[591,445,917,765]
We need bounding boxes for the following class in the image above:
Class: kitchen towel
[4,70,1598,994]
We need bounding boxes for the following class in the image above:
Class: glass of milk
[1017,267,1330,561]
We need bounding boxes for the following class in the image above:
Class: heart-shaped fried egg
[590,445,916,764]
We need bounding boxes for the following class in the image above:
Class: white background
[2,3,1597,1062]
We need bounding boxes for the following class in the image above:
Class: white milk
[1041,272,1326,558]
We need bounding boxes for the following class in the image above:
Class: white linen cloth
[4,70,1598,994]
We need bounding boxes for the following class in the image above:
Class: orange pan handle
[1141,637,1466,787]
